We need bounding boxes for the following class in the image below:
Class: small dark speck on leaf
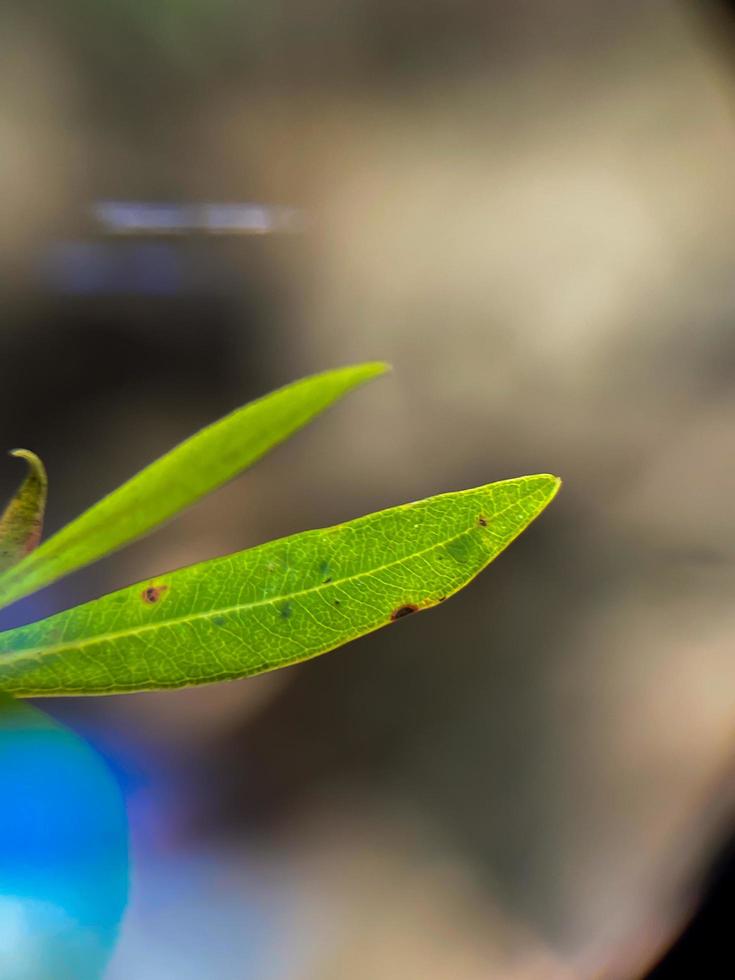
[391,604,419,621]
[478,515,488,527]
[280,601,293,619]
[142,585,168,604]
[213,615,226,627]
[334,599,341,606]
[437,596,447,602]
[323,576,333,584]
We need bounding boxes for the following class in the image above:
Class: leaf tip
[538,472,562,490]
[9,449,33,462]
[350,360,392,381]
[8,449,47,486]
[528,473,562,504]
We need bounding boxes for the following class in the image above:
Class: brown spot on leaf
[391,604,419,621]
[478,515,488,527]
[142,584,168,604]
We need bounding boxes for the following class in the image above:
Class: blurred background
[1,0,735,976]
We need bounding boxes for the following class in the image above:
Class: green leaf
[0,363,387,612]
[0,475,560,697]
[0,450,48,574]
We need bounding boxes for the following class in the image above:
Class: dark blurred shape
[41,242,184,295]
[713,0,735,22]
[643,830,735,978]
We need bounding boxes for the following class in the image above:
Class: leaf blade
[0,475,560,697]
[0,363,388,611]
[0,450,48,573]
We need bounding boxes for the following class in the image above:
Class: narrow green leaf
[0,450,48,574]
[0,363,387,611]
[0,475,560,697]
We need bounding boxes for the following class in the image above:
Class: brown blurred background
[1,0,735,976]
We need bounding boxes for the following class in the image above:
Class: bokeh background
[1,0,735,976]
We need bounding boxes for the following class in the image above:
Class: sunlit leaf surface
[0,451,48,574]
[0,475,559,696]
[0,363,387,612]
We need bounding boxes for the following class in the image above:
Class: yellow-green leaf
[0,450,48,574]
[0,363,387,612]
[0,475,560,697]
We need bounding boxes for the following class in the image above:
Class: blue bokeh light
[0,696,129,980]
